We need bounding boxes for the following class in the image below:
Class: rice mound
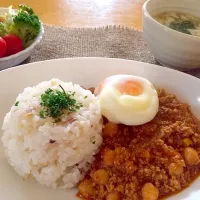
[1,79,103,189]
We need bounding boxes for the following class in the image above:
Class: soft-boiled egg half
[95,75,159,126]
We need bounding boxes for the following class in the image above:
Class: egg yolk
[96,78,143,97]
[116,80,142,96]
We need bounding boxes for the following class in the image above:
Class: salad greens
[0,4,41,47]
[0,23,8,36]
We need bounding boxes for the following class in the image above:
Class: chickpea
[106,192,120,200]
[103,122,118,137]
[168,163,183,176]
[104,150,116,166]
[184,147,200,166]
[78,179,95,196]
[93,169,109,185]
[115,147,121,155]
[142,183,159,200]
[183,138,192,146]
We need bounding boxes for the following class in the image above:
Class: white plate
[0,57,200,200]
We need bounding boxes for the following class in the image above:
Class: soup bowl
[142,0,200,71]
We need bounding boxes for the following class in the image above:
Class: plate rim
[0,57,200,83]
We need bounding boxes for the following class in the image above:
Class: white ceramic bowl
[142,0,200,71]
[0,8,44,71]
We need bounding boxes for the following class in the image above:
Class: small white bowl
[142,0,200,71]
[0,8,44,71]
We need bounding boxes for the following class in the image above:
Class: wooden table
[1,0,146,30]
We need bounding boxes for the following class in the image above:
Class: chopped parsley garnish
[15,101,19,106]
[84,96,88,99]
[39,110,45,118]
[39,85,82,122]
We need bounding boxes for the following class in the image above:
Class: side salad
[0,4,41,58]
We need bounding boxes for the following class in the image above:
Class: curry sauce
[77,89,200,200]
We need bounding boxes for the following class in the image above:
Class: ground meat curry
[77,89,200,200]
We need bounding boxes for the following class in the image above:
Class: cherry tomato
[0,37,7,58]
[3,35,23,56]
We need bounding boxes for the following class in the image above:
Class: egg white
[96,75,159,126]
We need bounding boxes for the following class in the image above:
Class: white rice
[1,78,103,189]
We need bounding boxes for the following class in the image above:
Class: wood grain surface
[0,0,146,30]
